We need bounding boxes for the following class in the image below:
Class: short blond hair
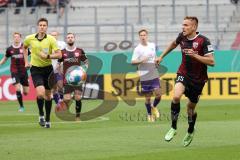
[184,16,198,27]
[13,32,22,37]
[138,29,148,35]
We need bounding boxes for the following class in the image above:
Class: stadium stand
[0,0,239,52]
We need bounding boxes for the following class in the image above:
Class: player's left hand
[39,51,48,59]
[184,49,197,57]
[140,56,149,63]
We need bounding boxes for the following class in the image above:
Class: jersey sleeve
[23,36,31,48]
[131,47,140,61]
[175,32,183,45]
[80,49,87,61]
[202,37,214,55]
[51,37,59,52]
[58,41,66,50]
[5,47,11,58]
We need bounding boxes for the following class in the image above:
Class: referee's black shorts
[30,65,53,90]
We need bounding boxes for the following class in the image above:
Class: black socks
[171,102,180,129]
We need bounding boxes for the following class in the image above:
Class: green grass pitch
[0,99,240,160]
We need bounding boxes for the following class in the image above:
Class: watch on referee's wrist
[47,55,50,59]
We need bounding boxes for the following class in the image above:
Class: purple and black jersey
[176,32,214,84]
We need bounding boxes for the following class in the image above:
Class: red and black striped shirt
[59,47,87,84]
[5,43,27,74]
[176,32,214,84]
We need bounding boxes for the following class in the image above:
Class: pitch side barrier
[0,50,239,100]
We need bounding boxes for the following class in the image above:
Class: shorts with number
[11,71,29,86]
[30,65,53,90]
[175,74,205,103]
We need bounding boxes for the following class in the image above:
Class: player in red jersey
[156,16,215,147]
[0,32,29,112]
[57,33,88,121]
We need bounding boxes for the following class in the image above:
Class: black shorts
[47,72,63,89]
[30,65,53,90]
[175,74,205,103]
[11,71,29,86]
[63,84,83,94]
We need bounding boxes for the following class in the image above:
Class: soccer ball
[65,65,87,86]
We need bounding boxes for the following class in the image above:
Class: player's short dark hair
[13,32,22,37]
[67,32,75,37]
[37,18,48,25]
[138,29,148,35]
[184,16,198,27]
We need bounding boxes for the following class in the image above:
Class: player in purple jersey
[57,33,88,121]
[132,29,161,122]
[0,32,29,112]
[156,16,215,147]
[50,31,66,105]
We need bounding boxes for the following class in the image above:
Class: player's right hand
[141,56,149,63]
[25,63,31,69]
[155,57,163,64]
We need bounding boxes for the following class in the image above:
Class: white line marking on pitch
[0,113,37,116]
[0,117,109,126]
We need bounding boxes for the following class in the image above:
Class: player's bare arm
[185,49,215,66]
[23,45,30,68]
[131,56,148,65]
[39,49,62,59]
[0,56,8,66]
[155,40,178,64]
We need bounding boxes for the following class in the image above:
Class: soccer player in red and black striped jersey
[0,32,29,112]
[57,33,88,121]
[156,16,215,147]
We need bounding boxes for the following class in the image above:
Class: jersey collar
[12,42,22,49]
[187,32,199,40]
[35,33,47,41]
[140,41,149,47]
[66,46,77,52]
